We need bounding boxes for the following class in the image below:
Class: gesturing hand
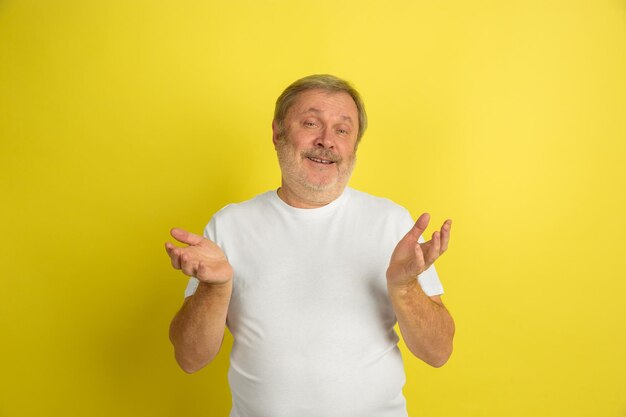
[386,213,451,289]
[165,228,233,285]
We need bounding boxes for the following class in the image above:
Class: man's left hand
[386,213,452,289]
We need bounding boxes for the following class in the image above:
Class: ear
[271,120,281,149]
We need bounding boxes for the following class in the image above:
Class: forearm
[388,280,455,367]
[169,280,232,373]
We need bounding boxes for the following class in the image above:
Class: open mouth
[307,156,335,165]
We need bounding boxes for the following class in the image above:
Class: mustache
[301,149,341,163]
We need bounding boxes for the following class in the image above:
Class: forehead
[287,89,358,121]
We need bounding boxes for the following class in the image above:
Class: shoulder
[342,188,414,233]
[211,190,275,221]
[345,187,411,218]
[203,191,276,240]
[341,188,415,244]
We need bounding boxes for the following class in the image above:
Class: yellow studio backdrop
[1,1,625,416]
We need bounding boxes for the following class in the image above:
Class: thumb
[408,213,430,240]
[395,213,430,253]
[170,227,206,246]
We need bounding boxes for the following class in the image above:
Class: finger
[408,242,426,276]
[170,228,205,246]
[165,242,176,257]
[424,230,441,265]
[165,242,181,268]
[402,213,430,246]
[180,252,198,277]
[168,247,182,269]
[440,219,452,253]
[412,213,431,238]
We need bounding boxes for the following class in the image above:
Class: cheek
[283,131,310,148]
[278,139,304,161]
[338,144,356,160]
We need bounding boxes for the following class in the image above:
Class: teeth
[309,157,333,164]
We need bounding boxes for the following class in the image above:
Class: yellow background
[1,1,625,416]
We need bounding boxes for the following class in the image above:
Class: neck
[277,181,345,209]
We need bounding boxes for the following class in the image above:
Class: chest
[220,213,398,335]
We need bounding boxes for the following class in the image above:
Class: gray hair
[273,74,368,144]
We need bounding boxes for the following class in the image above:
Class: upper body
[184,187,443,416]
[166,74,455,416]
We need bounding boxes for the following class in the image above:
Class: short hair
[273,74,368,144]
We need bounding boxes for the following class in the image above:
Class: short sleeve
[183,217,218,298]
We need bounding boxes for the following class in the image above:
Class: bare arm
[388,284,454,367]
[386,214,455,367]
[165,228,233,373]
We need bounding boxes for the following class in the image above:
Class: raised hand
[386,213,451,289]
[165,228,233,285]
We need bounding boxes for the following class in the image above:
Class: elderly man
[166,74,455,417]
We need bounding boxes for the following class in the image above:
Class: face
[273,89,359,205]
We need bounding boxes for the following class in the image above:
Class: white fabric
[184,187,443,417]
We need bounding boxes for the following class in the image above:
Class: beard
[276,138,356,193]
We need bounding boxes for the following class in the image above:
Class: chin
[302,175,339,192]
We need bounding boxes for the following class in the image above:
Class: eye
[337,128,350,135]
[303,120,318,128]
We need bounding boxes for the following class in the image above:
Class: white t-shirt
[185,187,443,417]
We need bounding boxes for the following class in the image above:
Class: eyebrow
[302,108,354,124]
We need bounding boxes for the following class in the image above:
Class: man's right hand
[165,228,233,285]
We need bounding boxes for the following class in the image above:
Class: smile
[307,157,334,164]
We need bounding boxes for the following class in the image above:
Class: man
[166,74,455,417]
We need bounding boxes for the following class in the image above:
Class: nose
[314,127,334,149]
